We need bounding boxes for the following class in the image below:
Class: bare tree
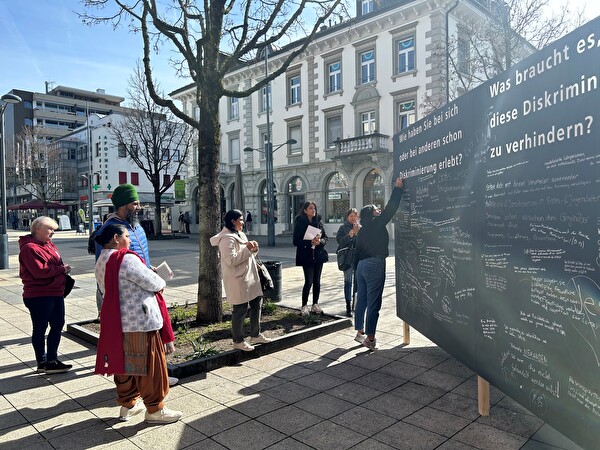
[79,0,347,323]
[422,0,586,114]
[110,62,193,237]
[13,126,77,215]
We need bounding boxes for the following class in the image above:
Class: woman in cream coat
[210,209,272,351]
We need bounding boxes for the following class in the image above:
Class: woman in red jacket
[19,216,73,374]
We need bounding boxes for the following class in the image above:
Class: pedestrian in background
[354,177,405,350]
[245,210,253,233]
[210,209,272,351]
[184,211,191,234]
[336,208,360,317]
[19,216,73,374]
[293,201,329,316]
[178,212,184,233]
[94,223,182,424]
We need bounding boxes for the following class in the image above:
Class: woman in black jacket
[293,201,328,316]
[336,208,360,317]
[354,177,404,350]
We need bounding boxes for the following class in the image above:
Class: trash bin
[263,261,282,302]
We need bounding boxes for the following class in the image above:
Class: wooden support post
[403,321,410,345]
[478,376,490,416]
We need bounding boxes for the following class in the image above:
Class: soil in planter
[82,301,335,365]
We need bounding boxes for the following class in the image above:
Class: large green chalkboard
[394,18,600,449]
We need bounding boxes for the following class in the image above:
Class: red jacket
[19,235,67,298]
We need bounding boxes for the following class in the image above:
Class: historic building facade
[172,0,506,236]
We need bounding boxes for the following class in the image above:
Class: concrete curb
[67,315,352,379]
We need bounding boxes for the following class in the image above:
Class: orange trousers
[115,331,169,414]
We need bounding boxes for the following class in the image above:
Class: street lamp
[244,138,296,246]
[0,93,22,269]
[81,171,99,236]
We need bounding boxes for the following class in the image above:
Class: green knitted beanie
[111,184,139,208]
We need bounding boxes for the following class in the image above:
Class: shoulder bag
[256,258,274,291]
[64,274,75,297]
[336,245,355,271]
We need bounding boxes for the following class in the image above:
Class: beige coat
[210,227,263,305]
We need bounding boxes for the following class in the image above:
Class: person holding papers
[293,201,329,316]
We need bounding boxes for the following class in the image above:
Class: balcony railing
[334,132,390,157]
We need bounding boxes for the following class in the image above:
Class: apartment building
[2,85,127,207]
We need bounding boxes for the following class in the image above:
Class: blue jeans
[23,296,65,363]
[355,257,386,336]
[343,268,355,309]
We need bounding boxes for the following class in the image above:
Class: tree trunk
[154,189,162,237]
[196,80,223,323]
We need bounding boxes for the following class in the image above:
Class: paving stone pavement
[0,229,585,449]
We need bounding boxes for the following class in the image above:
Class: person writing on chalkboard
[354,177,405,350]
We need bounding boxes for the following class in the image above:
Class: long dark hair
[296,201,319,225]
[223,209,243,232]
[95,223,127,246]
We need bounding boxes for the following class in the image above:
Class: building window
[288,75,301,105]
[326,115,342,148]
[363,169,384,207]
[95,142,101,157]
[328,61,342,93]
[361,111,376,135]
[288,125,302,155]
[259,131,269,161]
[260,85,272,113]
[230,136,240,164]
[326,172,350,224]
[164,174,171,186]
[361,0,374,14]
[396,100,416,133]
[260,180,278,224]
[172,148,180,162]
[131,172,139,186]
[193,106,200,121]
[119,171,127,184]
[360,50,375,84]
[162,148,170,161]
[457,35,470,74]
[118,143,127,158]
[228,96,239,120]
[397,35,415,74]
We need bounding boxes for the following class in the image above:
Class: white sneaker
[311,304,323,314]
[119,401,146,421]
[233,341,255,351]
[168,376,179,387]
[249,333,272,344]
[301,305,310,316]
[354,332,366,344]
[144,407,183,424]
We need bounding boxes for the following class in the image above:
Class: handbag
[64,274,75,297]
[256,259,274,291]
[336,246,355,271]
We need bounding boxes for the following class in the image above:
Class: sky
[0,0,599,103]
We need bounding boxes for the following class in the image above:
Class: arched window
[287,176,306,224]
[326,172,350,223]
[363,169,384,207]
[260,180,278,224]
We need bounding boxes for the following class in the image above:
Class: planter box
[67,315,351,379]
